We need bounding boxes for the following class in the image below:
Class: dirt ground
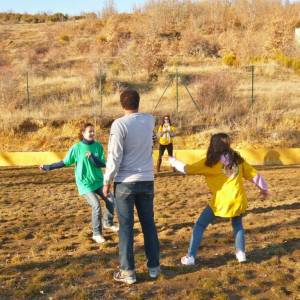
[0,166,299,300]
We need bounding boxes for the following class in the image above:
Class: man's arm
[103,122,125,195]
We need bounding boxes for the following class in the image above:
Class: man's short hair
[120,89,140,110]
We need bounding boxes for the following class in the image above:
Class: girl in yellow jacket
[169,133,268,265]
[157,115,176,172]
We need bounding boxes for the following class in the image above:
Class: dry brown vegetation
[0,166,299,299]
[0,0,300,151]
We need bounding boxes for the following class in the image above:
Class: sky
[0,0,298,15]
[0,0,147,15]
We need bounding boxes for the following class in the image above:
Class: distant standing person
[39,123,118,244]
[103,89,160,284]
[156,115,176,173]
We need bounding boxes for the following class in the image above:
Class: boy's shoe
[92,235,106,244]
[236,251,247,263]
[149,266,161,279]
[113,269,137,284]
[181,255,195,265]
[103,224,119,232]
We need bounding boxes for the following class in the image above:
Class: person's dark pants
[114,181,160,271]
[157,143,173,172]
[159,143,173,157]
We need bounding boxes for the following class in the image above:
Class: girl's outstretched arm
[90,153,106,168]
[40,144,76,171]
[169,157,187,173]
[39,161,65,171]
[242,161,269,199]
[86,151,106,168]
[169,157,206,175]
[253,174,269,199]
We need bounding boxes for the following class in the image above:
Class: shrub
[60,35,70,43]
[182,31,220,57]
[34,45,49,55]
[222,53,238,66]
[274,52,300,73]
[96,35,108,43]
[49,13,68,22]
[197,72,237,107]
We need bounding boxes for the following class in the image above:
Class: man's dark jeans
[114,181,160,271]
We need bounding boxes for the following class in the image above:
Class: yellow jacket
[186,159,257,218]
[158,125,176,145]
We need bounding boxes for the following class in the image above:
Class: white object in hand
[168,157,186,173]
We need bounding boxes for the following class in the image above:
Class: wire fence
[1,63,299,130]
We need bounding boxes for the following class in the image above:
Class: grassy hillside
[0,0,300,150]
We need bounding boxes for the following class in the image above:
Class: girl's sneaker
[103,224,119,232]
[236,251,247,263]
[92,235,106,244]
[181,255,195,265]
[113,269,137,284]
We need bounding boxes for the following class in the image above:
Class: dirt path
[0,167,299,299]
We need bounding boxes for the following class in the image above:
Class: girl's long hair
[205,133,244,168]
[161,115,172,127]
[78,122,94,141]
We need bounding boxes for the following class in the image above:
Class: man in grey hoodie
[103,89,160,284]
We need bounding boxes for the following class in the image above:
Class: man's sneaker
[181,255,195,265]
[92,235,106,244]
[103,224,119,232]
[113,270,137,284]
[149,266,161,279]
[236,251,247,263]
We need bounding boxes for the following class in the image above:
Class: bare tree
[100,0,117,19]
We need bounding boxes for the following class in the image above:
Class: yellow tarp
[0,148,299,167]
[155,148,300,166]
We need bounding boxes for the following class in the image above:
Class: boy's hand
[39,165,45,171]
[259,189,268,200]
[85,151,92,158]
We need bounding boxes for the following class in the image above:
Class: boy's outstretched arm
[39,161,65,171]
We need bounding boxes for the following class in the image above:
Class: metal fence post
[99,68,103,116]
[176,69,179,114]
[26,72,30,107]
[251,65,255,106]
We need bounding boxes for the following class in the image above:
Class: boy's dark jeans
[114,181,160,271]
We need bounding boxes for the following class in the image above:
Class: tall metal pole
[176,69,179,114]
[251,65,254,106]
[26,72,30,107]
[99,68,103,116]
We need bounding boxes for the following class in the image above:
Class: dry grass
[0,166,299,299]
[0,1,299,150]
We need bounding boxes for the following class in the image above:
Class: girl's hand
[259,189,268,200]
[85,151,92,158]
[39,165,44,171]
[168,157,176,166]
[103,184,111,197]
